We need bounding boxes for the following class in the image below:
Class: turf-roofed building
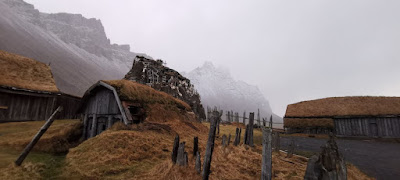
[79,80,191,139]
[284,97,400,138]
[0,50,80,122]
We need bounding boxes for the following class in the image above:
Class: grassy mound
[64,119,373,179]
[0,120,82,153]
[104,80,191,111]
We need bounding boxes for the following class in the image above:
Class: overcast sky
[25,0,400,116]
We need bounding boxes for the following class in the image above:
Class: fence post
[193,136,199,157]
[202,110,219,180]
[172,135,180,164]
[243,111,246,125]
[261,127,272,180]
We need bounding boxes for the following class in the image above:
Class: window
[128,106,140,115]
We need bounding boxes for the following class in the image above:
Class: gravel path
[280,137,400,180]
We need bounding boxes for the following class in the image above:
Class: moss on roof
[103,80,191,111]
[284,118,334,128]
[285,96,400,117]
[0,50,59,92]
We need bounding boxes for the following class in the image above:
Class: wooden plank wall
[55,94,81,119]
[334,118,400,138]
[0,91,81,122]
[0,92,56,122]
[82,87,122,139]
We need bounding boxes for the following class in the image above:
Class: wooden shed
[80,79,191,139]
[0,50,80,122]
[284,96,400,138]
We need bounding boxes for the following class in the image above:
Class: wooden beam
[15,106,63,166]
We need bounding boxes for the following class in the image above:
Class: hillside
[0,0,136,96]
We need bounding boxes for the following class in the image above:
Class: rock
[124,56,206,120]
[304,133,347,180]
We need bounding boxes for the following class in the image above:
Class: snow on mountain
[184,62,283,124]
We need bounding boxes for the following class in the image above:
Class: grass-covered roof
[285,96,400,118]
[0,50,59,92]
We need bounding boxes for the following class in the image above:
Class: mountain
[0,0,135,96]
[184,62,283,125]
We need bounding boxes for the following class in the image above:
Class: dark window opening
[128,106,140,115]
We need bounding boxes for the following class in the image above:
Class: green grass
[0,147,66,179]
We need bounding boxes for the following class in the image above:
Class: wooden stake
[15,106,63,166]
[202,110,219,180]
[261,127,272,180]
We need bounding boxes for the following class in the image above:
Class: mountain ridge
[0,0,135,96]
[183,61,283,124]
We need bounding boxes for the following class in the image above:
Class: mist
[25,0,400,116]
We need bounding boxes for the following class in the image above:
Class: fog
[25,0,400,116]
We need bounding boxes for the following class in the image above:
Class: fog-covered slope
[184,62,283,123]
[0,0,135,95]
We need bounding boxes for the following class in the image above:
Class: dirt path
[280,136,400,180]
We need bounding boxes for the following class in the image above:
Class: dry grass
[63,119,373,180]
[0,120,82,153]
[0,50,59,92]
[285,96,400,117]
[284,118,334,128]
[0,162,44,180]
[104,80,191,111]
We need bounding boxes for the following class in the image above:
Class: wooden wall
[81,87,122,139]
[0,90,81,122]
[334,117,400,138]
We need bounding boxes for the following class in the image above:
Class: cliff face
[0,0,135,95]
[184,62,283,123]
[124,56,206,120]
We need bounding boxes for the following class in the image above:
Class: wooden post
[217,116,220,135]
[246,112,255,146]
[234,128,240,146]
[107,116,113,128]
[227,111,230,122]
[202,110,219,180]
[195,151,201,174]
[263,117,266,127]
[193,136,199,157]
[244,125,249,145]
[90,114,97,138]
[15,106,63,166]
[228,134,231,145]
[171,135,180,164]
[231,110,234,122]
[257,109,261,127]
[177,142,186,166]
[269,115,273,129]
[243,111,246,125]
[273,131,280,152]
[222,134,227,147]
[239,128,242,144]
[261,127,272,180]
[82,113,88,140]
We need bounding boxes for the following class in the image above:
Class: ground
[280,135,400,180]
[0,120,373,179]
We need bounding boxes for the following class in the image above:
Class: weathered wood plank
[261,127,272,180]
[202,110,219,180]
[15,106,62,166]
